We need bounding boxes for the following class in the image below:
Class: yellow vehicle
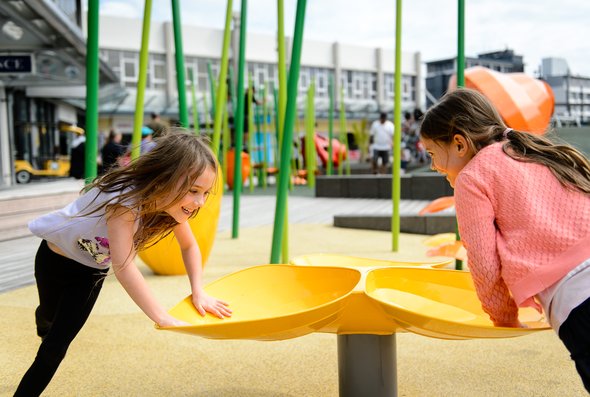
[14,157,71,184]
[14,124,83,183]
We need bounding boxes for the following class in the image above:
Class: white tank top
[537,257,590,332]
[29,187,136,270]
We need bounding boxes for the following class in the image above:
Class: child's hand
[192,291,232,319]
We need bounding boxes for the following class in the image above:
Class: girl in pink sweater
[420,88,590,392]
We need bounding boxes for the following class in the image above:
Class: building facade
[425,49,524,107]
[0,0,119,187]
[94,15,423,135]
[540,57,590,126]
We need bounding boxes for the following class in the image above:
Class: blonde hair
[84,130,218,251]
[420,88,590,194]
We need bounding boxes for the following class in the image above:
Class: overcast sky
[98,0,590,77]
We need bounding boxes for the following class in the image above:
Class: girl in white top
[15,131,231,396]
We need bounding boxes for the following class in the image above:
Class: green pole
[272,84,280,166]
[222,90,230,169]
[270,0,307,264]
[455,0,465,269]
[457,0,465,87]
[277,0,287,149]
[202,91,211,134]
[391,0,402,252]
[85,0,100,182]
[207,61,217,120]
[189,69,201,134]
[340,89,351,175]
[261,84,269,189]
[231,0,247,239]
[327,73,334,175]
[247,75,255,192]
[171,0,188,127]
[130,0,152,161]
[305,82,316,188]
[212,0,233,157]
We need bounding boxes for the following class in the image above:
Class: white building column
[332,42,341,108]
[376,48,384,111]
[0,83,13,187]
[164,21,176,105]
[414,51,423,110]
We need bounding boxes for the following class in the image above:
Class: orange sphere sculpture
[449,66,554,134]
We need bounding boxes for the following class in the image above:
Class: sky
[97,0,590,77]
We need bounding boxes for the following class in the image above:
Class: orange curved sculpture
[419,196,455,215]
[449,66,554,134]
[314,134,347,168]
[225,149,251,190]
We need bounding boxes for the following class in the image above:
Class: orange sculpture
[449,66,554,134]
[225,149,251,190]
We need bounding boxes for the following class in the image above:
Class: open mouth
[182,206,194,215]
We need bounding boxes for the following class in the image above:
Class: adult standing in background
[147,112,167,138]
[101,130,125,174]
[370,112,394,174]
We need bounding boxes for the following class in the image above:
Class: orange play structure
[313,134,347,168]
[449,66,554,134]
[224,149,251,190]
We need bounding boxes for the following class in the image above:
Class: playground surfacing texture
[0,224,586,396]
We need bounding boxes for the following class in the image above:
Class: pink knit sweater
[454,142,590,325]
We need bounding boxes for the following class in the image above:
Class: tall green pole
[85,0,99,182]
[327,74,334,175]
[455,0,465,269]
[130,0,152,161]
[189,69,201,134]
[391,0,402,252]
[212,0,234,157]
[338,88,350,175]
[171,0,188,127]
[457,0,465,87]
[247,75,255,192]
[277,0,287,148]
[231,0,247,239]
[305,82,316,188]
[270,0,307,264]
[207,61,217,120]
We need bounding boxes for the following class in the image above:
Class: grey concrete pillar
[337,334,397,397]
[376,48,385,111]
[414,51,423,110]
[164,21,177,106]
[0,83,13,186]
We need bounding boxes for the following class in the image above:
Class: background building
[0,0,119,188]
[91,15,423,135]
[425,49,524,107]
[540,57,590,126]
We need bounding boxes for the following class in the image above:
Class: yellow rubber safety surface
[159,257,550,340]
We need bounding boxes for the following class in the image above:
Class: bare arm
[107,206,186,327]
[173,222,231,318]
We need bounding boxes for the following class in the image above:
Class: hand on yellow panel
[192,291,232,319]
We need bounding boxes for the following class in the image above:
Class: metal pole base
[337,334,397,397]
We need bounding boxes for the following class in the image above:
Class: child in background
[420,88,590,392]
[15,132,232,396]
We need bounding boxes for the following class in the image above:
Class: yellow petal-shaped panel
[290,254,451,269]
[159,265,361,341]
[366,267,550,340]
[138,166,223,275]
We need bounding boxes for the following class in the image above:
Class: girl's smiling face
[164,166,216,223]
[421,134,474,187]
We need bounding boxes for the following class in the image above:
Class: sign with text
[0,54,34,74]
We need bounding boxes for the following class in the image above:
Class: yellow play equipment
[158,256,549,339]
[138,167,223,275]
[158,255,550,394]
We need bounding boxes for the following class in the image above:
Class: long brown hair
[420,88,590,194]
[84,130,218,251]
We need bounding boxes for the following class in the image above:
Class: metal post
[455,0,465,269]
[337,334,397,397]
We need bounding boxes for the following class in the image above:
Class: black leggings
[559,297,590,393]
[14,240,108,397]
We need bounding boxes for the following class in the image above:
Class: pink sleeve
[454,173,519,326]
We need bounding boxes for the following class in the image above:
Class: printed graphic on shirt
[77,237,111,266]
